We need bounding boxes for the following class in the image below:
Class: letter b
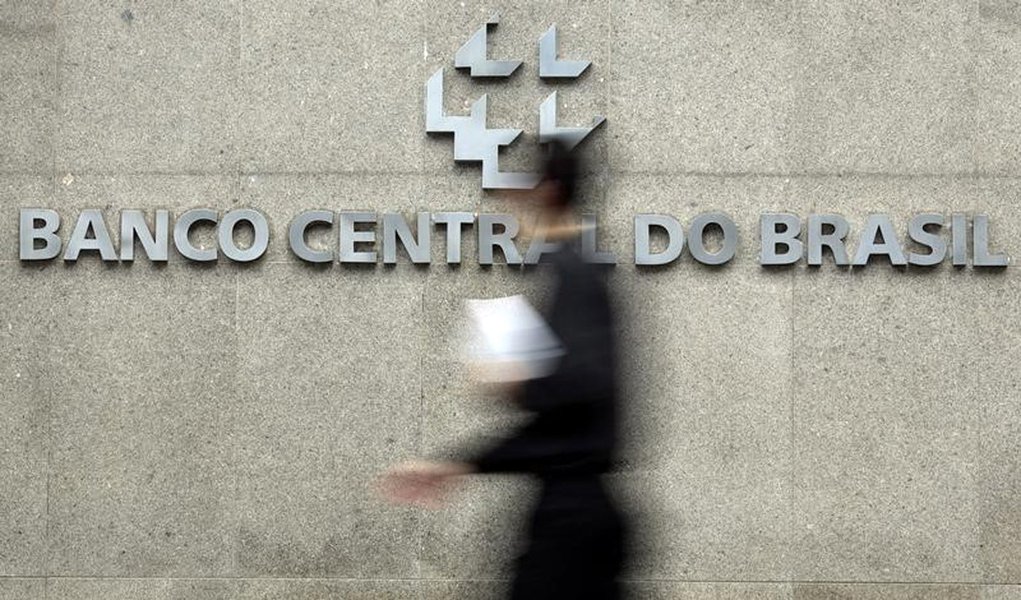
[20,209,61,260]
[760,213,803,265]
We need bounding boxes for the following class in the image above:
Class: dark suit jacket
[470,244,618,478]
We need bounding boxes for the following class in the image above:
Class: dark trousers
[510,476,626,600]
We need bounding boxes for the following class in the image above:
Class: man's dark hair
[541,139,578,209]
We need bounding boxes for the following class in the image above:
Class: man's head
[535,140,578,213]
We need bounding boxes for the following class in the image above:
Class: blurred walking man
[381,142,627,599]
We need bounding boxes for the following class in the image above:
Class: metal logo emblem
[425,15,606,189]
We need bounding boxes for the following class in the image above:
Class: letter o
[688,212,738,265]
[219,209,269,262]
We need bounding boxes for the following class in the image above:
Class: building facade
[1,1,1019,598]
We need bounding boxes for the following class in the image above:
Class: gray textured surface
[966,271,1021,583]
[0,578,45,600]
[57,1,240,173]
[984,586,1021,600]
[792,584,980,600]
[237,579,418,600]
[610,1,801,174]
[615,264,793,581]
[627,582,793,600]
[421,580,506,600]
[1,0,1019,598]
[977,0,1021,174]
[790,1,978,175]
[234,263,425,578]
[47,578,240,600]
[791,267,982,582]
[0,263,51,575]
[0,179,54,576]
[0,2,55,174]
[46,265,238,577]
[241,2,424,174]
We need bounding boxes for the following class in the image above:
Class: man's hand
[467,358,531,384]
[376,460,473,509]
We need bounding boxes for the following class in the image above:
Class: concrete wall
[1,1,1020,598]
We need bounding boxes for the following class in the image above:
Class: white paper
[463,295,564,382]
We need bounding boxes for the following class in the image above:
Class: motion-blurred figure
[381,142,626,599]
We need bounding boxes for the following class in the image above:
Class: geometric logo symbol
[425,14,606,189]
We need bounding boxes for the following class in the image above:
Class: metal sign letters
[10,20,1012,270]
[18,208,1010,268]
[426,15,605,189]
